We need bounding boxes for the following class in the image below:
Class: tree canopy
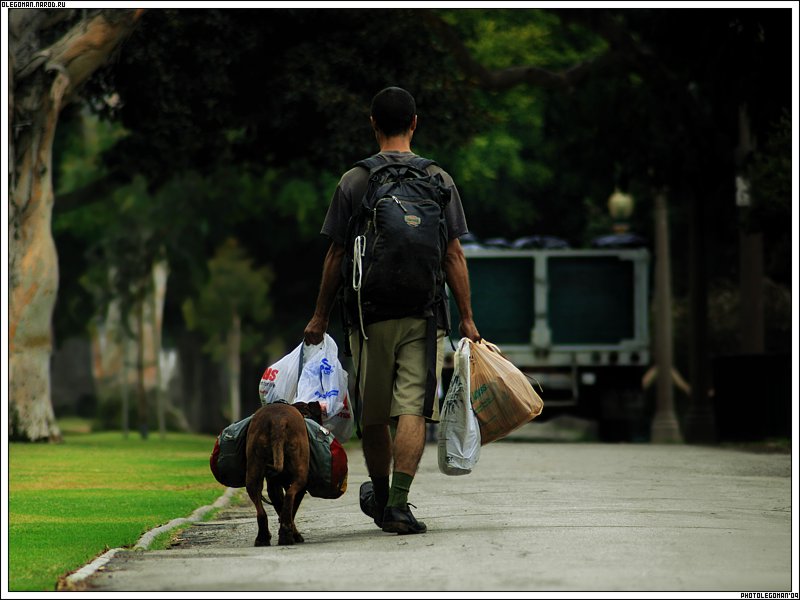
[86,9,481,183]
[45,7,792,430]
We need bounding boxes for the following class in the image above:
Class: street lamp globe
[608,188,634,233]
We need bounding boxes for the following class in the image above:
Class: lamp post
[651,190,683,443]
[608,188,634,234]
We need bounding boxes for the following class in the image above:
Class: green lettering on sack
[472,382,502,408]
[472,396,494,413]
[472,383,488,402]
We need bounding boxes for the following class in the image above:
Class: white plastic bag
[258,342,303,405]
[296,334,347,418]
[259,334,353,444]
[438,338,481,475]
[272,333,355,444]
[321,383,354,444]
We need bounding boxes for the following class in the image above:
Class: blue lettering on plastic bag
[319,358,333,375]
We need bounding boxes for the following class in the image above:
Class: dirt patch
[167,491,257,550]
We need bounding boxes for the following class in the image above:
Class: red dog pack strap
[304,418,348,499]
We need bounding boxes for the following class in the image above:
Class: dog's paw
[293,531,305,544]
[254,537,271,547]
[278,527,297,545]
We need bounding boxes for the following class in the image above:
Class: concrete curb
[134,487,238,549]
[60,487,238,589]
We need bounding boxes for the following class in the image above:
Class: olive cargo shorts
[350,317,445,426]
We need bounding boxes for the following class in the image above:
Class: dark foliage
[85,9,480,186]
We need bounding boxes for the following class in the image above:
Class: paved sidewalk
[80,435,794,592]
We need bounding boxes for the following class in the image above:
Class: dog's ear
[293,401,323,425]
[305,401,323,425]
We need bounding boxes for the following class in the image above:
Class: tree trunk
[88,293,130,435]
[89,261,170,436]
[9,9,144,441]
[683,187,716,443]
[136,296,148,440]
[227,311,242,423]
[736,105,765,354]
[739,231,765,352]
[153,261,168,439]
[178,331,203,432]
[120,355,130,439]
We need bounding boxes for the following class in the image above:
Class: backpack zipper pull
[393,195,408,213]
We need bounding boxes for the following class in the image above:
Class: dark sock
[387,471,414,509]
[371,475,390,509]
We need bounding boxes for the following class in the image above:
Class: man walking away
[304,86,480,534]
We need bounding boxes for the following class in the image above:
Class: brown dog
[245,400,322,546]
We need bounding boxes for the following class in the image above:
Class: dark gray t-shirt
[320,151,468,245]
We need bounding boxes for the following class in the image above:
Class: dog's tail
[267,436,284,475]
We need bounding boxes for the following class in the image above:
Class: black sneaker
[359,481,384,528]
[381,503,427,535]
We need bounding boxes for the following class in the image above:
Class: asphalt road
[76,428,794,593]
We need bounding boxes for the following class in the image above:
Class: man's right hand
[303,315,328,346]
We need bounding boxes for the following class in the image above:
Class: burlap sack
[469,339,544,444]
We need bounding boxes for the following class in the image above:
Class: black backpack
[341,154,451,334]
[341,154,451,429]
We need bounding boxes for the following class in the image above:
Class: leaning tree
[9,9,145,441]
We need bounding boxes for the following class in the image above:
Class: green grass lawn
[8,425,226,591]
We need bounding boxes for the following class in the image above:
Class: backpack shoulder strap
[354,155,386,173]
[354,155,438,176]
[407,156,437,172]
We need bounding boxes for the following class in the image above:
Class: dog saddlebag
[304,418,348,499]
[210,415,253,488]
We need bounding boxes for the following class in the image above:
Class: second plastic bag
[258,343,303,405]
[259,334,354,444]
[438,338,481,475]
[469,339,544,445]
